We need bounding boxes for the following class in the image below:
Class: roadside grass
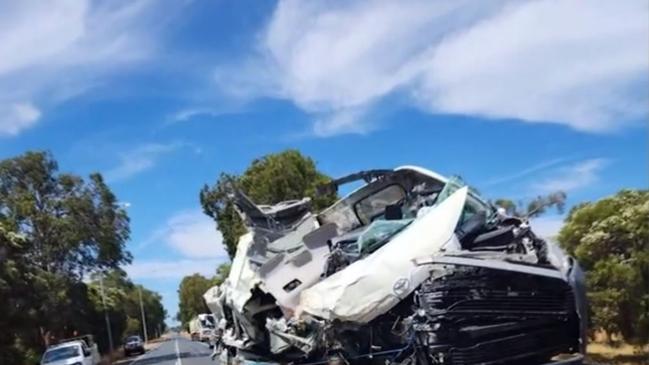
[587,342,649,365]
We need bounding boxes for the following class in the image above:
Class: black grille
[413,266,580,364]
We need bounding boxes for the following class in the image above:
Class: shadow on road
[127,351,210,365]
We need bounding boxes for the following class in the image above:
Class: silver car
[123,335,144,356]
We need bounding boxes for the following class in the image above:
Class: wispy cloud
[126,208,226,280]
[0,0,174,137]
[217,0,648,136]
[531,158,609,194]
[162,210,226,259]
[312,107,375,137]
[168,107,223,123]
[0,102,41,136]
[136,210,227,259]
[124,258,226,280]
[126,209,227,320]
[484,157,569,187]
[105,142,184,182]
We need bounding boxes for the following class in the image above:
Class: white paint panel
[297,187,467,323]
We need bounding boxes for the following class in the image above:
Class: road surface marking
[175,339,183,365]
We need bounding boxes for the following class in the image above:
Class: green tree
[558,189,649,344]
[0,223,33,364]
[0,151,131,277]
[0,151,145,363]
[214,262,231,285]
[88,270,167,346]
[136,286,167,338]
[200,149,336,258]
[177,274,213,328]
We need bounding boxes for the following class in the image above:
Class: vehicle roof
[46,341,83,350]
[394,165,449,183]
[331,166,447,202]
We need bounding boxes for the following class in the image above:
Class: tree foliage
[0,151,131,276]
[0,151,164,364]
[200,149,337,258]
[177,274,214,328]
[558,189,649,344]
[87,270,167,346]
[176,262,231,330]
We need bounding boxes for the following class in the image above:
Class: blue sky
[0,0,647,325]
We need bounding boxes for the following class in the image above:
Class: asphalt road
[120,336,214,365]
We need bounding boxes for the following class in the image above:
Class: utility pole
[138,286,149,343]
[99,275,114,354]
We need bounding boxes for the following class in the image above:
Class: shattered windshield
[356,219,413,254]
[353,177,468,255]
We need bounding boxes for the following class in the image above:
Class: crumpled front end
[296,186,467,323]
[207,167,587,365]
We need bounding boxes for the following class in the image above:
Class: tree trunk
[39,327,52,347]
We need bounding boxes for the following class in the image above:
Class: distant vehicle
[40,335,100,365]
[189,313,216,347]
[123,335,145,356]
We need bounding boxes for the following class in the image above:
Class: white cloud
[312,107,375,137]
[483,157,568,187]
[531,158,609,193]
[0,0,168,137]
[219,0,648,136]
[124,258,226,280]
[163,210,226,259]
[421,0,649,131]
[0,102,41,136]
[169,108,219,123]
[124,209,227,318]
[105,142,183,182]
[138,210,227,259]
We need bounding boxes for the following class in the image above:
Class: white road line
[175,339,183,365]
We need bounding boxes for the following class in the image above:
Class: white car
[40,340,99,365]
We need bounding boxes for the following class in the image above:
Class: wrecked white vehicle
[204,166,587,365]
